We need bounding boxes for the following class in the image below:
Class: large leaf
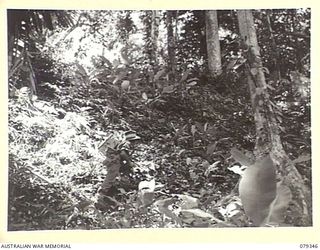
[180,208,213,219]
[175,194,199,209]
[179,208,215,227]
[239,155,277,226]
[264,182,292,225]
[230,147,254,166]
[228,164,247,176]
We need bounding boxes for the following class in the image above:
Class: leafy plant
[238,155,292,226]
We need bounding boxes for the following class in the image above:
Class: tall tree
[150,10,160,66]
[141,10,161,88]
[205,10,222,76]
[237,10,311,226]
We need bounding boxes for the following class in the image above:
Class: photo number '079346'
[300,244,319,249]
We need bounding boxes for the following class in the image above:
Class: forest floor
[8,76,309,230]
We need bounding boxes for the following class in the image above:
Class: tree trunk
[205,10,222,77]
[141,10,160,89]
[166,10,176,82]
[151,10,160,66]
[8,33,15,77]
[237,10,311,226]
[266,10,281,80]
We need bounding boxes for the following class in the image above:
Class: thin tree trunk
[205,10,222,77]
[142,10,159,89]
[166,10,176,82]
[8,34,14,72]
[237,10,311,226]
[151,10,160,66]
[266,10,281,80]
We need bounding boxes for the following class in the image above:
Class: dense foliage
[7,9,311,230]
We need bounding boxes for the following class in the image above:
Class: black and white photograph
[7,8,312,231]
